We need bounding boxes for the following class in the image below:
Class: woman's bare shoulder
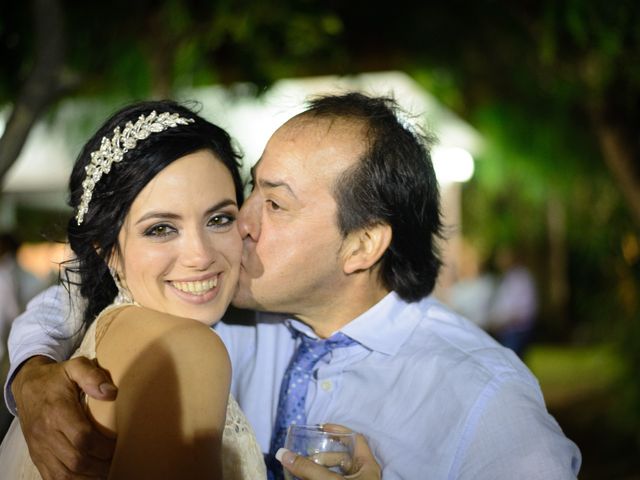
[97,305,228,360]
[88,306,230,436]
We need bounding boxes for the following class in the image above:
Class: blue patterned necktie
[266,329,357,479]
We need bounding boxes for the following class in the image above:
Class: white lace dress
[0,306,266,479]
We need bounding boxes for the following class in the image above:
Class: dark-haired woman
[0,101,266,479]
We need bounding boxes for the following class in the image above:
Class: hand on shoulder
[11,355,116,479]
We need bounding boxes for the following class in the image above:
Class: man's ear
[342,223,392,274]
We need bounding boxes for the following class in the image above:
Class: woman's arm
[88,306,231,480]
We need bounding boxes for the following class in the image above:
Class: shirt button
[320,380,333,392]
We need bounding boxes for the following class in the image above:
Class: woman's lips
[167,275,221,304]
[170,277,218,295]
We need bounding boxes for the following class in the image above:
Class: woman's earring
[109,267,133,305]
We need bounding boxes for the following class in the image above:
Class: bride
[0,101,266,479]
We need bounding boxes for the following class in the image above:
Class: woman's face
[112,150,241,325]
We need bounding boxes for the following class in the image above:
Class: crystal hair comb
[76,111,194,225]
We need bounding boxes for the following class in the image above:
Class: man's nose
[238,192,261,241]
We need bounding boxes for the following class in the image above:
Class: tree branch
[590,108,640,227]
[0,0,78,182]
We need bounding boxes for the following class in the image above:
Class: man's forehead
[252,115,367,188]
[283,116,367,166]
[284,113,367,140]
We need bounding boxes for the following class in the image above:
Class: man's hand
[277,424,381,480]
[11,355,118,480]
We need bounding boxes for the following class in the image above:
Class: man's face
[233,116,365,326]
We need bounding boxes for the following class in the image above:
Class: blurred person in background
[0,234,22,362]
[0,233,22,440]
[488,246,538,358]
[0,233,47,324]
[448,240,497,330]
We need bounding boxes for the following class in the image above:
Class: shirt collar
[285,291,422,356]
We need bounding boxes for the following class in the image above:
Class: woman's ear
[342,223,392,275]
[104,247,123,279]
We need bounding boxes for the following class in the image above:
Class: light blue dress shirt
[218,292,582,479]
[6,287,581,479]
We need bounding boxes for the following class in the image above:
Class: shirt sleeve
[4,284,85,414]
[453,373,582,480]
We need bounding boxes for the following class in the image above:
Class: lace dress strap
[71,303,139,361]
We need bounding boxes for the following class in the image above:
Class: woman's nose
[182,229,216,270]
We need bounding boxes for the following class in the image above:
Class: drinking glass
[283,424,356,480]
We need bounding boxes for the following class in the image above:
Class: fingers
[316,424,382,479]
[277,448,343,480]
[50,358,116,461]
[347,434,381,479]
[25,411,112,475]
[320,424,353,434]
[311,451,353,472]
[12,356,115,479]
[63,356,117,401]
[29,441,109,480]
[58,408,115,464]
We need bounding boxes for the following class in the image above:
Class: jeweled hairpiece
[76,111,195,225]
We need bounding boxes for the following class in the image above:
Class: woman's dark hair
[303,92,443,301]
[64,100,243,329]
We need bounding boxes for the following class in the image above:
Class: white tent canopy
[1,71,482,220]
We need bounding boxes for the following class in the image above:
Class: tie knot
[295,331,356,370]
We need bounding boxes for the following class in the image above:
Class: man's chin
[231,289,259,310]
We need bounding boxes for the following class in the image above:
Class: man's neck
[296,285,390,338]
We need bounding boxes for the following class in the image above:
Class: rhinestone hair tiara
[75,111,195,225]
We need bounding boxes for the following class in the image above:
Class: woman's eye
[144,224,175,237]
[208,214,235,227]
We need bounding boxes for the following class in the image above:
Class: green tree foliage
[0,0,346,178]
[0,0,346,102]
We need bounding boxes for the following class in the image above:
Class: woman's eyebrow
[135,199,237,225]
